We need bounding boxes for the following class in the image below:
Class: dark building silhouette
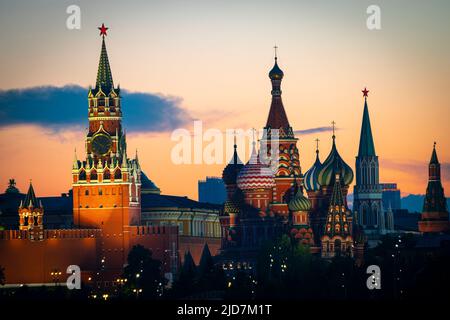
[198,177,226,204]
[381,183,401,210]
[418,143,449,233]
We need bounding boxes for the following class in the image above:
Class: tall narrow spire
[73,148,79,170]
[419,142,449,233]
[330,172,345,208]
[358,89,376,156]
[265,48,292,138]
[95,25,114,93]
[430,142,439,165]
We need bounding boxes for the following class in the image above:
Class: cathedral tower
[72,24,141,273]
[260,49,301,217]
[418,143,449,233]
[353,88,387,237]
[321,172,353,258]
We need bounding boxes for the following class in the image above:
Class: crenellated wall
[0,229,101,285]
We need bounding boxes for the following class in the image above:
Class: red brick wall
[0,229,100,285]
[179,236,221,265]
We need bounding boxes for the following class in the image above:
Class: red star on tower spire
[362,87,369,98]
[98,23,108,37]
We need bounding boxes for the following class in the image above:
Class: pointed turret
[222,133,244,186]
[95,36,114,94]
[19,181,44,236]
[430,142,439,166]
[73,148,79,170]
[265,50,293,139]
[358,94,376,157]
[121,150,128,169]
[386,203,395,231]
[329,172,345,210]
[22,181,39,209]
[423,143,447,213]
[419,142,449,233]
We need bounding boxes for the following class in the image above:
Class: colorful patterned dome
[222,143,244,185]
[303,149,322,192]
[288,188,311,212]
[236,144,275,191]
[269,57,284,80]
[317,136,354,187]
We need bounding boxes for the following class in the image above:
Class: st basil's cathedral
[219,53,367,266]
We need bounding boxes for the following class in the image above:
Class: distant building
[198,177,226,204]
[381,183,401,210]
[393,209,420,232]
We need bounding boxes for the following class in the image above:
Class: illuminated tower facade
[72,24,141,273]
[18,182,44,241]
[353,88,387,236]
[261,49,301,218]
[321,172,353,258]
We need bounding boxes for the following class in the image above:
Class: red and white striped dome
[236,145,275,191]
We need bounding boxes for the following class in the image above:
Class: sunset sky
[0,0,449,200]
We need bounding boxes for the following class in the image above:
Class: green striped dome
[317,137,354,187]
[288,189,312,212]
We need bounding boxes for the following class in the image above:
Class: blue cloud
[294,126,338,135]
[0,85,191,131]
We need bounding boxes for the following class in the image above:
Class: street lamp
[50,269,62,286]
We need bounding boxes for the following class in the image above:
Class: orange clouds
[0,122,448,200]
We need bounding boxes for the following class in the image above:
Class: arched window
[90,170,98,180]
[103,169,110,180]
[361,205,368,226]
[79,170,86,181]
[335,224,341,233]
[85,189,89,196]
[114,169,122,180]
[372,205,379,225]
[371,165,376,185]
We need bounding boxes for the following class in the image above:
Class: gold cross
[331,121,336,136]
[315,138,320,151]
[274,45,278,59]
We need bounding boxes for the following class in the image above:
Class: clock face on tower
[91,134,112,156]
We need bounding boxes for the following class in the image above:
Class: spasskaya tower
[72,24,141,274]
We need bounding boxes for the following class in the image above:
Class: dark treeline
[1,235,449,300]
